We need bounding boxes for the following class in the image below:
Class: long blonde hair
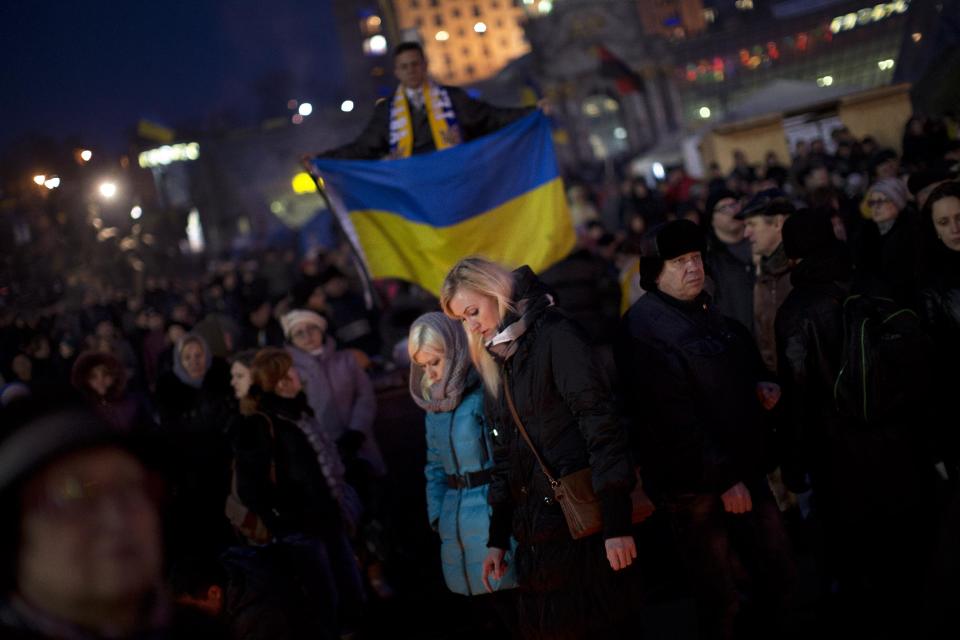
[439,256,514,397]
[408,322,445,401]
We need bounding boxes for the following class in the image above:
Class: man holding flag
[317,42,532,160]
[306,42,573,297]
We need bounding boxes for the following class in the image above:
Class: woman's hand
[721,481,753,514]
[604,536,637,571]
[756,381,781,410]
[481,547,508,593]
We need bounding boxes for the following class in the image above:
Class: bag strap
[254,411,278,486]
[502,370,558,487]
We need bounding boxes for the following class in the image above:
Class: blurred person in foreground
[0,407,226,639]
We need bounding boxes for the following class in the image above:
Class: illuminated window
[735,0,754,9]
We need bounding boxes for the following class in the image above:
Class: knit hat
[705,188,738,217]
[639,219,706,291]
[867,177,909,211]
[782,209,837,260]
[281,309,328,340]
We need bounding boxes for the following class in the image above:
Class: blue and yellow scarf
[389,81,462,158]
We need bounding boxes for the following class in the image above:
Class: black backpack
[833,295,933,425]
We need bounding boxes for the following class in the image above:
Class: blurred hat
[868,177,909,211]
[639,219,705,291]
[281,309,328,340]
[705,189,738,217]
[782,210,837,260]
[736,188,795,220]
[0,408,121,495]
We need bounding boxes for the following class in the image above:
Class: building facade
[671,0,919,125]
[392,0,531,85]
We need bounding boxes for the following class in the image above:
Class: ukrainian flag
[310,112,575,295]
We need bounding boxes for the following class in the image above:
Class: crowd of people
[1,108,959,639]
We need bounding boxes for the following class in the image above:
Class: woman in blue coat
[408,313,516,618]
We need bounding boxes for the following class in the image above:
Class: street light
[44,177,61,189]
[341,100,355,113]
[298,102,313,116]
[33,175,46,186]
[99,181,118,199]
[80,149,93,162]
[699,106,712,119]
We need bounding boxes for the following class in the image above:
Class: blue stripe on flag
[310,112,556,228]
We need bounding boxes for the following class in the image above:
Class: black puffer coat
[616,289,773,498]
[773,254,850,493]
[776,252,941,517]
[231,393,342,538]
[486,268,634,549]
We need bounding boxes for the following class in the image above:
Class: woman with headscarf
[440,257,639,640]
[407,312,517,631]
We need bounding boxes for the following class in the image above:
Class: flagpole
[300,157,379,311]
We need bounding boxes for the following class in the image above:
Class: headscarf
[408,312,474,413]
[172,333,212,389]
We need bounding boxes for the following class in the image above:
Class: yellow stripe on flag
[349,177,574,295]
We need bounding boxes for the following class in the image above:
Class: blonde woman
[408,312,518,631]
[441,257,638,639]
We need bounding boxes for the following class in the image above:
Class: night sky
[0,0,346,154]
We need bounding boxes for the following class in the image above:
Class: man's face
[17,448,162,622]
[744,215,785,258]
[394,49,427,89]
[656,251,705,301]
[711,198,744,240]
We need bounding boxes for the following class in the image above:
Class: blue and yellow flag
[310,112,575,295]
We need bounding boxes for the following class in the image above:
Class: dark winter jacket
[919,248,960,463]
[853,208,922,306]
[776,250,941,516]
[754,244,793,373]
[616,289,774,498]
[539,249,622,345]
[230,393,342,538]
[319,86,531,160]
[705,233,755,332]
[486,269,635,549]
[773,253,851,493]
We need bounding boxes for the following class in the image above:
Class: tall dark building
[330,0,399,104]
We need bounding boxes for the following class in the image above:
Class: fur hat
[639,219,706,291]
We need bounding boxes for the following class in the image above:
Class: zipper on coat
[447,412,471,595]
